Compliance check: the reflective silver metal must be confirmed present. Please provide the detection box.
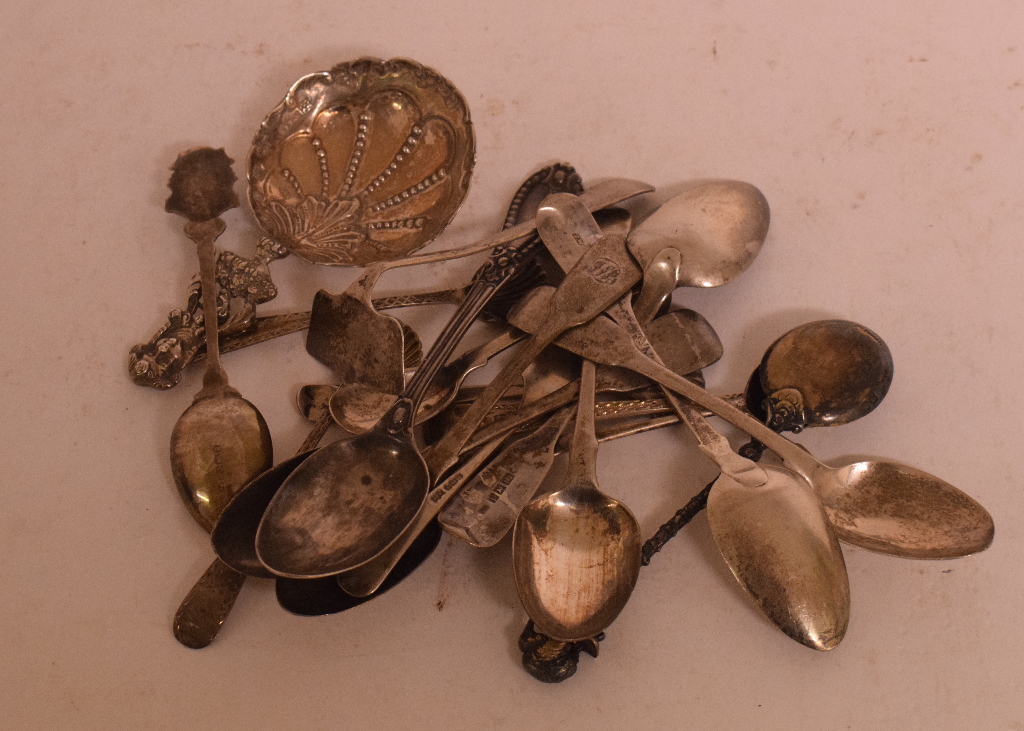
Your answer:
[248,58,475,266]
[513,309,994,559]
[513,360,641,642]
[707,464,850,650]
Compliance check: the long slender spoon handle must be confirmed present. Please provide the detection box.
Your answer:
[425,233,643,477]
[352,178,653,293]
[571,360,600,483]
[185,218,236,400]
[378,174,622,436]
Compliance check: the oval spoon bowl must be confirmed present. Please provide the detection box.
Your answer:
[820,461,995,559]
[707,464,850,651]
[171,395,273,532]
[256,432,429,577]
[513,484,642,642]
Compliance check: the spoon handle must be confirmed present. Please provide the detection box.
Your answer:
[424,332,554,477]
[353,179,654,293]
[617,346,821,476]
[569,360,600,485]
[172,557,247,649]
[380,236,546,436]
[184,218,234,399]
[606,295,768,488]
[440,405,577,547]
[378,175,625,436]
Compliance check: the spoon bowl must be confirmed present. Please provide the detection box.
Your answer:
[707,463,849,650]
[256,428,429,577]
[247,58,475,266]
[627,180,770,286]
[171,397,273,532]
[819,460,994,559]
[212,451,315,578]
[753,320,894,432]
[513,484,642,641]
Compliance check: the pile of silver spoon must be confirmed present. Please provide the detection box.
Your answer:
[133,58,994,683]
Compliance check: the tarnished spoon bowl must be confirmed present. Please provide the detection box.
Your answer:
[171,396,273,532]
[330,382,399,434]
[707,463,849,650]
[627,180,770,286]
[513,485,642,642]
[752,319,894,432]
[256,429,429,577]
[820,461,994,559]
[212,451,315,578]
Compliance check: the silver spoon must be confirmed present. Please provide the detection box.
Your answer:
[513,359,642,641]
[165,148,273,649]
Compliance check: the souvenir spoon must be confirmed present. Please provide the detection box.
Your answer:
[165,148,273,648]
[258,227,646,578]
[513,360,642,642]
[512,303,994,558]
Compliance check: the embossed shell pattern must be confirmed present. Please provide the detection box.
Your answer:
[247,58,475,266]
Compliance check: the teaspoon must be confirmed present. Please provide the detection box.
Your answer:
[513,359,642,641]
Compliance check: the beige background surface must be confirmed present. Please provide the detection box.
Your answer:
[2,1,1022,728]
